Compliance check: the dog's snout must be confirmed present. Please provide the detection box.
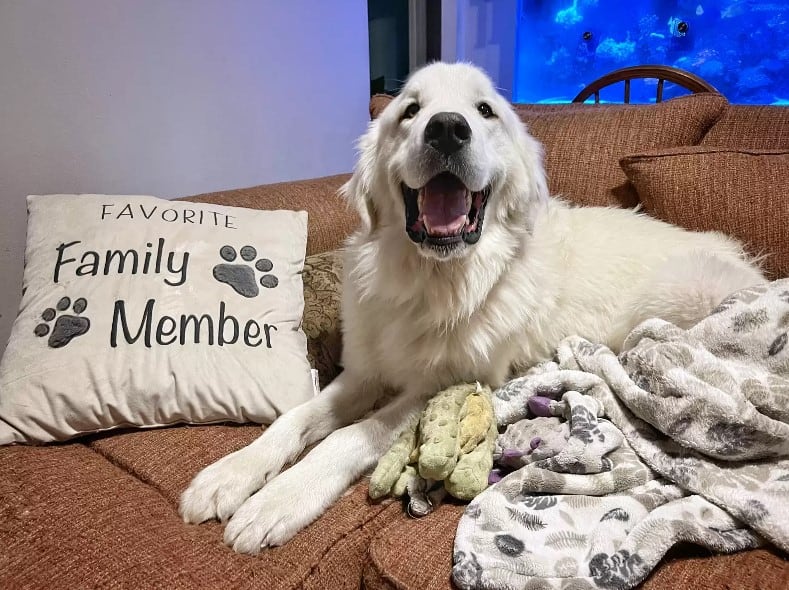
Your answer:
[424,112,471,156]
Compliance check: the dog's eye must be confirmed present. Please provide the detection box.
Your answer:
[477,102,495,118]
[402,103,420,120]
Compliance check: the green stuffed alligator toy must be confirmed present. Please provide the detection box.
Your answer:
[369,382,497,516]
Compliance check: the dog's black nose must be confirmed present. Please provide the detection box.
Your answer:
[424,112,471,156]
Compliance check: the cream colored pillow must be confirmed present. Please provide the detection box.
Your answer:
[0,194,313,444]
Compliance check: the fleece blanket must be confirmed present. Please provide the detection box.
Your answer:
[453,280,789,590]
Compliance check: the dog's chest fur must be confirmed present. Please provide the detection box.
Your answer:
[341,233,540,393]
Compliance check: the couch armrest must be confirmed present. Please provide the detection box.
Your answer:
[179,173,358,256]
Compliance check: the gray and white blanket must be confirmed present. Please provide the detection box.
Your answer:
[453,280,789,590]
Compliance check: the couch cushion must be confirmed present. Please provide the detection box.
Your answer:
[363,503,462,590]
[368,93,728,208]
[1,443,240,589]
[700,105,789,150]
[0,426,401,589]
[85,425,403,564]
[362,504,789,590]
[182,174,358,256]
[640,547,789,590]
[621,147,789,279]
[87,424,264,503]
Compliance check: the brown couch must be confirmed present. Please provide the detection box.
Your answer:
[2,94,788,589]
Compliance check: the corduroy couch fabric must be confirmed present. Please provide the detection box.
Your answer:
[2,98,788,590]
[0,429,402,590]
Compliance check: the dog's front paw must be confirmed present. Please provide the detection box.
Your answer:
[223,470,327,554]
[180,448,272,524]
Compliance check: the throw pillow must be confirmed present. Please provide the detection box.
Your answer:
[621,147,789,279]
[0,194,313,444]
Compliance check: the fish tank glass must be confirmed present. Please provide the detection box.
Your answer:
[514,0,789,104]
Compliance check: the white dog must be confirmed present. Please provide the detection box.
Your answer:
[180,62,764,553]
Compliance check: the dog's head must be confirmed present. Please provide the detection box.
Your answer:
[344,62,548,261]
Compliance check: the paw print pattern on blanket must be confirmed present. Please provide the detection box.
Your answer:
[454,279,789,590]
[453,474,761,590]
[534,391,622,475]
[588,550,645,589]
[768,331,787,356]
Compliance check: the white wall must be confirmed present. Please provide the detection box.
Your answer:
[0,0,370,354]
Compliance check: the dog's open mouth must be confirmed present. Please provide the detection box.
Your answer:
[402,172,491,247]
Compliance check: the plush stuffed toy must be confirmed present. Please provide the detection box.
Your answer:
[369,382,497,516]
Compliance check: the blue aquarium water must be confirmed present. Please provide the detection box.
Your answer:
[514,0,789,104]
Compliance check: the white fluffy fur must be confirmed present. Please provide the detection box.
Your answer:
[179,63,765,554]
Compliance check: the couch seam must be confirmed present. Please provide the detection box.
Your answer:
[622,147,789,163]
[83,441,178,508]
[86,442,394,590]
[365,535,410,590]
[696,99,730,145]
[296,499,401,590]
[364,509,440,590]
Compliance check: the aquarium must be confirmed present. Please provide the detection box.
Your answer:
[514,0,789,104]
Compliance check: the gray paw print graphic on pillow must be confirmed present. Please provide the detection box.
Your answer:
[213,245,279,297]
[34,296,90,348]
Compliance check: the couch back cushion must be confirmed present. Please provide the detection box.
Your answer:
[514,94,728,207]
[700,105,789,150]
[621,147,789,279]
[370,93,728,208]
[182,174,357,256]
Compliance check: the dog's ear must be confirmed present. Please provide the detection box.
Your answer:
[514,118,550,207]
[341,121,380,233]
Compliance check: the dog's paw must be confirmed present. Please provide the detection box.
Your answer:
[223,470,328,554]
[180,449,272,524]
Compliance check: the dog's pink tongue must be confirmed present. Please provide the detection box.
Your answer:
[421,174,468,236]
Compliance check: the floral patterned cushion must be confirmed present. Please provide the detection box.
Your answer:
[302,250,344,388]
